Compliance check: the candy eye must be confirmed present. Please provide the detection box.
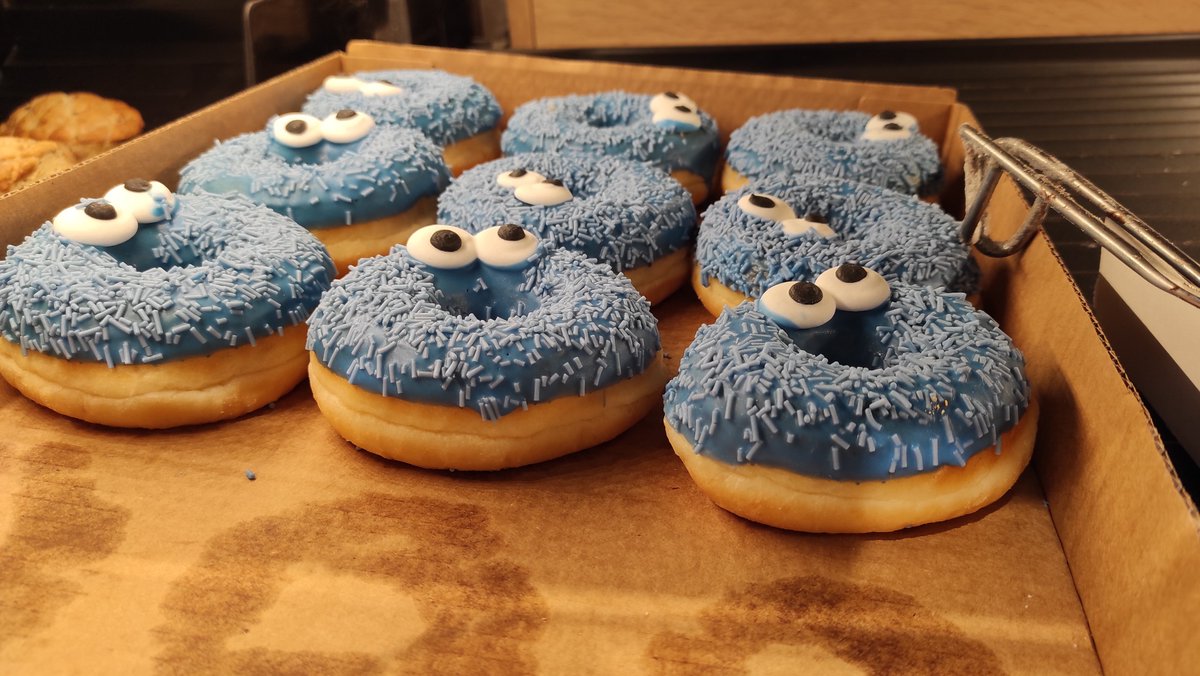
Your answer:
[407,224,477,269]
[102,178,176,224]
[51,199,139,247]
[475,223,539,269]
[495,167,547,188]
[649,91,698,114]
[359,80,403,97]
[271,113,323,148]
[815,263,891,311]
[737,192,797,221]
[757,281,837,330]
[780,211,835,239]
[652,103,702,132]
[323,75,363,93]
[321,109,375,144]
[514,178,573,206]
[866,109,919,133]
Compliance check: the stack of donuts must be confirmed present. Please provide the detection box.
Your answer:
[0,68,1034,533]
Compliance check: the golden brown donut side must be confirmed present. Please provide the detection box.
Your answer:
[671,169,710,205]
[0,327,309,428]
[311,196,439,275]
[623,247,691,305]
[443,128,502,177]
[665,398,1039,533]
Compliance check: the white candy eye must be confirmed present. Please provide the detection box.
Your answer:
[514,178,572,206]
[757,281,837,330]
[102,179,176,224]
[360,80,403,97]
[780,212,835,239]
[320,109,375,144]
[271,113,323,148]
[51,199,139,247]
[737,192,796,221]
[475,224,539,269]
[861,120,912,142]
[815,263,891,311]
[866,109,919,133]
[653,104,702,132]
[323,75,363,93]
[407,224,477,269]
[495,167,547,188]
[649,91,697,114]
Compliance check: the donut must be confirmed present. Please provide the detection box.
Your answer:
[437,152,696,304]
[306,223,666,470]
[179,109,449,274]
[692,175,974,317]
[0,182,335,428]
[664,267,1036,533]
[302,70,502,175]
[723,109,942,198]
[501,91,720,205]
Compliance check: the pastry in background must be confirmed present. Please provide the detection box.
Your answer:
[2,92,143,159]
[0,137,78,193]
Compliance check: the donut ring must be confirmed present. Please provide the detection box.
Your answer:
[302,70,503,175]
[0,189,334,428]
[693,175,974,316]
[723,109,942,197]
[437,152,697,304]
[664,276,1035,533]
[501,91,720,205]
[179,111,449,274]
[307,224,666,470]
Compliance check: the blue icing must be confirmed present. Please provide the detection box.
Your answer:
[501,92,720,182]
[0,192,335,366]
[306,241,661,419]
[178,120,449,230]
[664,285,1031,481]
[438,152,696,271]
[696,175,973,296]
[726,109,942,196]
[301,70,502,147]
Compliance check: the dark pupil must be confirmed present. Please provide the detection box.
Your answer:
[498,224,525,241]
[124,178,151,193]
[789,282,823,305]
[674,104,692,113]
[879,110,897,120]
[84,201,117,220]
[664,91,679,99]
[543,178,564,187]
[748,194,775,209]
[805,212,827,224]
[509,167,527,178]
[285,119,307,134]
[883,122,903,131]
[836,263,868,283]
[430,229,462,252]
[335,109,357,120]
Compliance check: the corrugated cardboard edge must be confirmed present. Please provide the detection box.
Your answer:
[963,122,1200,675]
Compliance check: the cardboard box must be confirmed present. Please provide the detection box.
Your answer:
[0,41,1195,674]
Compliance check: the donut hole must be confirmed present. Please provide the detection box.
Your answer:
[436,268,542,321]
[784,310,890,369]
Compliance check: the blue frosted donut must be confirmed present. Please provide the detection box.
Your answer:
[436,152,696,303]
[500,91,720,204]
[692,175,973,316]
[724,109,942,197]
[0,187,335,427]
[664,275,1035,532]
[306,223,664,470]
[302,70,501,148]
[179,110,448,273]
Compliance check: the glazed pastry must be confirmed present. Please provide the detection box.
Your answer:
[664,266,1036,533]
[0,182,334,428]
[437,152,697,304]
[693,175,974,316]
[302,70,502,175]
[501,91,720,204]
[723,109,942,197]
[0,137,78,193]
[1,92,143,159]
[179,109,449,274]
[307,224,666,470]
